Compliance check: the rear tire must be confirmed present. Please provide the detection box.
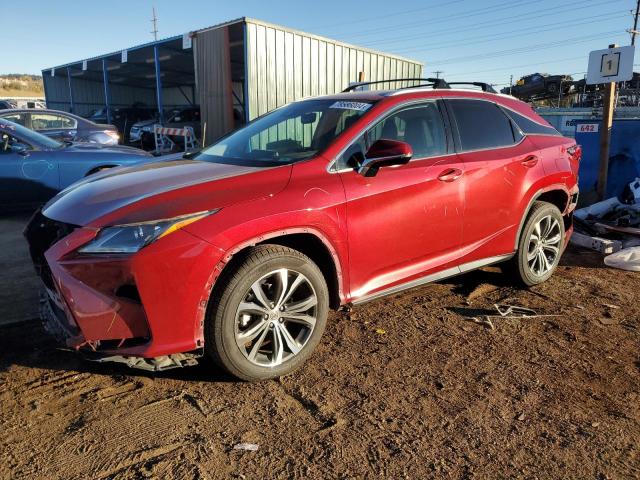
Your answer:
[205,245,329,382]
[506,201,565,287]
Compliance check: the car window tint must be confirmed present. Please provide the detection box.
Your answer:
[368,102,447,158]
[448,99,517,151]
[337,102,447,170]
[31,113,75,130]
[0,113,25,126]
[504,108,561,136]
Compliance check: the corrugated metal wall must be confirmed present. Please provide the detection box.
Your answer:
[193,26,234,145]
[244,19,423,121]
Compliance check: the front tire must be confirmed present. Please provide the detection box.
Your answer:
[206,245,329,381]
[508,201,565,287]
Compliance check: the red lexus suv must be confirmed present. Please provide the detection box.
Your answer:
[25,79,580,381]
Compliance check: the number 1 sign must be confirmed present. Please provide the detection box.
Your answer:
[587,45,634,85]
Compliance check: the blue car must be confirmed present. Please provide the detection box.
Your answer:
[0,118,156,209]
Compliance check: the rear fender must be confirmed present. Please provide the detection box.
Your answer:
[514,184,573,250]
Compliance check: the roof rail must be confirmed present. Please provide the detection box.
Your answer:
[446,82,497,93]
[342,77,450,92]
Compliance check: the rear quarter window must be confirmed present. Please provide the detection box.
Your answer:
[504,108,561,136]
[447,99,519,151]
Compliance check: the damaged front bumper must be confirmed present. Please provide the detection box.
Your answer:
[39,289,201,371]
[26,211,225,372]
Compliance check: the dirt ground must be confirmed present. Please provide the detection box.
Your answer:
[1,245,639,479]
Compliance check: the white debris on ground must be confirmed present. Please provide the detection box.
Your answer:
[571,177,640,270]
[604,247,640,272]
[233,443,260,452]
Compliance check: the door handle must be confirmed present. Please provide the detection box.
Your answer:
[437,168,463,182]
[521,155,539,168]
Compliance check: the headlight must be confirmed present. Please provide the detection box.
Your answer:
[78,210,215,254]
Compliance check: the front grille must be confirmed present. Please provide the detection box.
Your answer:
[24,211,78,289]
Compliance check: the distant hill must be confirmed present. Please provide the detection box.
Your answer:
[0,74,44,97]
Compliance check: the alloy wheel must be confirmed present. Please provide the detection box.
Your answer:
[234,269,318,367]
[527,214,562,276]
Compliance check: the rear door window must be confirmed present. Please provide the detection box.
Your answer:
[447,99,519,151]
[30,113,76,130]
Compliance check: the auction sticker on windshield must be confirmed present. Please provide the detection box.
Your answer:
[330,101,372,111]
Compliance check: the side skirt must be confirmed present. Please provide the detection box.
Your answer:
[351,253,514,305]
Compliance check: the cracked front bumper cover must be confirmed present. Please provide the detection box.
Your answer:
[84,351,202,371]
[27,208,226,367]
[41,289,202,371]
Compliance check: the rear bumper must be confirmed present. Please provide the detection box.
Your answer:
[25,211,226,366]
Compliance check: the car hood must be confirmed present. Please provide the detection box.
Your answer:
[43,160,292,227]
[62,142,151,156]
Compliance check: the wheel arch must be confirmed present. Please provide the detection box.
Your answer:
[210,228,346,311]
[514,186,570,250]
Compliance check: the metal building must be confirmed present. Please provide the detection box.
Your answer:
[42,18,423,144]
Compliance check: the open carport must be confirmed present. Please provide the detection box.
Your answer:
[42,17,423,144]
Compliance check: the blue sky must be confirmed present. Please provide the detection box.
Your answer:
[3,0,634,86]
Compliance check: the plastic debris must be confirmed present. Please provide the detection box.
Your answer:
[233,443,259,451]
[495,304,537,317]
[574,197,623,221]
[626,177,640,204]
[604,246,640,272]
[375,328,386,335]
[572,185,640,260]
[463,304,558,329]
[465,317,495,330]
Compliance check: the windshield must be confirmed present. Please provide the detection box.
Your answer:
[0,118,63,149]
[195,99,376,166]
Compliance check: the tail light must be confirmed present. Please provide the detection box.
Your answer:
[567,144,581,176]
[104,130,120,141]
[567,144,581,163]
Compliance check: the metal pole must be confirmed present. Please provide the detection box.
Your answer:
[66,67,74,113]
[597,44,619,201]
[151,7,159,41]
[154,45,165,125]
[242,22,250,123]
[558,79,562,107]
[632,0,640,45]
[509,75,513,95]
[102,59,112,125]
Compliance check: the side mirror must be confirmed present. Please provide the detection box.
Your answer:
[358,139,412,177]
[300,112,317,124]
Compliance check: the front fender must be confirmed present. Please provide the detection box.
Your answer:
[186,205,350,305]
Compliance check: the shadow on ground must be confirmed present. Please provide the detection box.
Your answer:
[0,319,237,383]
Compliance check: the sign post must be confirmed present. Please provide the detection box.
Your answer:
[587,44,635,200]
[597,72,616,201]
